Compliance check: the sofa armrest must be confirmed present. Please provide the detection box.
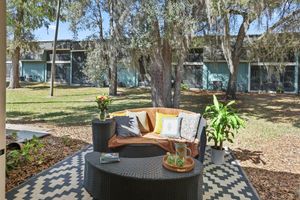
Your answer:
[197,116,207,163]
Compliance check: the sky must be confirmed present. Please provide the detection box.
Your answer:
[34,22,91,41]
[33,13,275,41]
[34,21,268,41]
[34,12,110,41]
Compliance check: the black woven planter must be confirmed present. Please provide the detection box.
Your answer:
[92,118,115,152]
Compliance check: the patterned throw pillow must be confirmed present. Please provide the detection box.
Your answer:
[153,112,177,134]
[126,111,150,133]
[160,117,182,139]
[114,113,141,137]
[178,112,200,141]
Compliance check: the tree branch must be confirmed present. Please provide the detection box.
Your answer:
[258,8,300,40]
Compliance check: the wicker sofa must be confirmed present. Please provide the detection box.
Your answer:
[108,107,207,163]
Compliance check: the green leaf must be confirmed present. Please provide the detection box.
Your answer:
[213,95,220,111]
[226,100,235,107]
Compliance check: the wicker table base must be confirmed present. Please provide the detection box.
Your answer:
[84,152,203,200]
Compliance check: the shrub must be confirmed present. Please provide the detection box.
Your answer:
[6,136,44,172]
[181,83,190,91]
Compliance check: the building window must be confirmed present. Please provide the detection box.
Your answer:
[250,65,296,92]
[46,50,70,61]
[182,65,203,88]
[186,48,203,62]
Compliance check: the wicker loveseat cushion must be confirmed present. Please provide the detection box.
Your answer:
[109,132,199,157]
[109,107,200,156]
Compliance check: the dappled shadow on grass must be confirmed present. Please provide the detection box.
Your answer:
[7,99,152,127]
[242,166,300,200]
[181,90,300,129]
[6,111,35,118]
[180,91,225,113]
[236,93,300,128]
[75,101,152,113]
[7,100,92,105]
[6,88,300,128]
[21,82,95,90]
[50,98,151,126]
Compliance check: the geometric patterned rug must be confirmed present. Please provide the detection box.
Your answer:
[203,147,260,200]
[6,146,260,200]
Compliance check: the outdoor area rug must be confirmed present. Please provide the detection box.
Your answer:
[6,146,260,200]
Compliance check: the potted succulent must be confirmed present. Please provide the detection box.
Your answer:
[204,95,245,165]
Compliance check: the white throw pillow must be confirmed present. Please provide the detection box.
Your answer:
[178,112,200,141]
[160,117,182,139]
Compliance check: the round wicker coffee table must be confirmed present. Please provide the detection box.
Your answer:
[84,152,203,200]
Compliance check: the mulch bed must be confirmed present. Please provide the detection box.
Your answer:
[5,123,300,200]
[6,124,90,192]
[231,134,300,200]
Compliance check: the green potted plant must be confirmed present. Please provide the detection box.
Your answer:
[204,95,245,164]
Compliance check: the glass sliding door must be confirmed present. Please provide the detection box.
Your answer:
[72,52,89,84]
[250,66,261,91]
[283,66,295,92]
[46,63,71,84]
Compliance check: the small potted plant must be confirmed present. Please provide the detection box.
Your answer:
[204,95,245,165]
[95,95,112,121]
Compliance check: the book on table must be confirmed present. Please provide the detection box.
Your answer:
[100,152,120,163]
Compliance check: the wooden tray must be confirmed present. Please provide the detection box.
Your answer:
[162,155,195,173]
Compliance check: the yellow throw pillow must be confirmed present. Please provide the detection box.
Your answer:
[111,112,126,117]
[153,112,177,134]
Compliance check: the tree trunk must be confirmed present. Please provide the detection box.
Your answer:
[150,53,164,107]
[226,61,238,99]
[50,0,61,97]
[150,49,173,107]
[173,54,185,108]
[162,39,172,107]
[8,1,24,89]
[149,15,173,107]
[108,0,117,96]
[222,13,250,99]
[95,0,103,40]
[138,56,146,82]
[109,55,117,96]
[8,47,21,89]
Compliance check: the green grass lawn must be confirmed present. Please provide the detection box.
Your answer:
[6,83,152,125]
[7,83,300,141]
